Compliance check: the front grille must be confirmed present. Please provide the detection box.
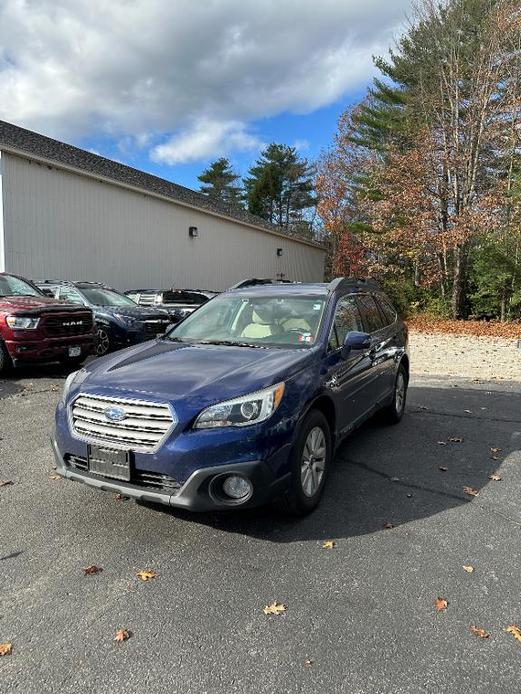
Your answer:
[64,454,181,493]
[70,394,177,453]
[43,313,93,337]
[138,295,157,306]
[143,319,171,336]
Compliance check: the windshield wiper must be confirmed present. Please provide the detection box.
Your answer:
[198,339,265,349]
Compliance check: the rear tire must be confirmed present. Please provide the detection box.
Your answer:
[0,340,12,375]
[381,363,408,424]
[276,409,331,516]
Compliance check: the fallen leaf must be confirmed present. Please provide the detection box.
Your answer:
[439,466,448,472]
[304,659,314,668]
[114,629,130,642]
[488,474,502,481]
[49,474,62,481]
[83,565,102,575]
[490,447,501,454]
[136,569,157,581]
[449,437,464,443]
[383,522,394,529]
[463,486,479,497]
[0,642,13,656]
[0,480,13,487]
[489,455,499,461]
[463,565,474,573]
[263,601,287,615]
[435,597,448,612]
[470,626,490,639]
[115,493,129,501]
[506,625,521,642]
[322,540,336,549]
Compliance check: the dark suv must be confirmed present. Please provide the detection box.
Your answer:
[52,278,408,515]
[125,288,217,323]
[36,281,172,356]
[0,273,95,373]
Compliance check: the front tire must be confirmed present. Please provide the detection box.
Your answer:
[95,326,111,356]
[277,409,331,516]
[381,363,408,424]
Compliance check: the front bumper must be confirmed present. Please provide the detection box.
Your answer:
[51,437,287,512]
[7,334,95,363]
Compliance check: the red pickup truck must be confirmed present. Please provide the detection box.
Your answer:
[0,272,96,374]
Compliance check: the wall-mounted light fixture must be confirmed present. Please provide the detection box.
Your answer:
[276,248,283,256]
[189,226,198,238]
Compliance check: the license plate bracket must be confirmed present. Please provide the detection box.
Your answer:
[88,444,131,481]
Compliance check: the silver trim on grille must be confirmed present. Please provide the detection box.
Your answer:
[69,393,177,453]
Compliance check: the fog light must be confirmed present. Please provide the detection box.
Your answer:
[222,475,252,500]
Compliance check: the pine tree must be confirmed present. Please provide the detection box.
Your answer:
[244,144,316,236]
[198,158,243,207]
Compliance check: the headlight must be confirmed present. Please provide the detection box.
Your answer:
[194,383,285,429]
[62,368,88,401]
[6,315,40,329]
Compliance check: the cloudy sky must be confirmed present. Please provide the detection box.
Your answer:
[0,0,411,188]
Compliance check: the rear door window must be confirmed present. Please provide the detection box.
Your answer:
[356,295,385,333]
[328,296,364,350]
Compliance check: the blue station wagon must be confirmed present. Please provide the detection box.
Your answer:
[51,278,409,515]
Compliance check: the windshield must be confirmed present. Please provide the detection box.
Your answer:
[169,294,326,348]
[81,287,137,307]
[163,290,209,305]
[0,275,42,298]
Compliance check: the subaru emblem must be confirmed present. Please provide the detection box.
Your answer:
[104,406,127,422]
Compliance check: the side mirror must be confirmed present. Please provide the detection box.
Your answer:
[341,331,371,358]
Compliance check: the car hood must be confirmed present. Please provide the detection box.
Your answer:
[81,339,315,405]
[0,295,69,311]
[96,305,169,320]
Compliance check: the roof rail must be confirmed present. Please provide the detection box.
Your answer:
[229,278,295,290]
[328,277,380,293]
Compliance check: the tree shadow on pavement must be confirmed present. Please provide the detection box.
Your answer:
[151,383,521,542]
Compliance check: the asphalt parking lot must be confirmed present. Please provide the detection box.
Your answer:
[1,366,520,694]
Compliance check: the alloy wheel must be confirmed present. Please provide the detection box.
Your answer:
[300,426,327,497]
[96,328,110,356]
[395,370,406,415]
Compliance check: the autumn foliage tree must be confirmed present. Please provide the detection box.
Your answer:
[318,0,521,319]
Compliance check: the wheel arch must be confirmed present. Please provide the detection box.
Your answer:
[302,394,337,448]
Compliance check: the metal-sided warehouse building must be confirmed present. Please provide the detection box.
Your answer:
[0,121,325,291]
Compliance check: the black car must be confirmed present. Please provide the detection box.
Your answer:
[35,281,172,356]
[125,288,217,323]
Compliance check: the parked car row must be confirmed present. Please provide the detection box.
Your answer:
[0,272,215,372]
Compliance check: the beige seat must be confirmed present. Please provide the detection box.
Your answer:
[240,310,273,339]
[282,318,311,332]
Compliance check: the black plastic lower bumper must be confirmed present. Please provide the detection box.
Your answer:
[51,438,288,512]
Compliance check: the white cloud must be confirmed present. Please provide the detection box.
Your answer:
[151,120,263,164]
[0,0,411,163]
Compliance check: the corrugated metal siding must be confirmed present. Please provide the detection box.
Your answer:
[1,153,325,290]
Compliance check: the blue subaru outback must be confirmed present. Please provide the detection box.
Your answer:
[52,278,409,515]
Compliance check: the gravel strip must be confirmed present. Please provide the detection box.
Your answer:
[409,331,521,382]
